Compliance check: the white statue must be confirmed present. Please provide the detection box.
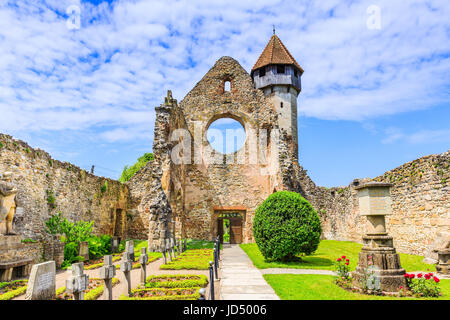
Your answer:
[0,172,18,235]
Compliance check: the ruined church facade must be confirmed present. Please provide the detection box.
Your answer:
[143,35,305,250]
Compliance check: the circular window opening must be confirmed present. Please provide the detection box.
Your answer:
[207,118,246,154]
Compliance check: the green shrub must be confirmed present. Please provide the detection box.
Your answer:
[253,191,322,261]
[87,235,112,259]
[61,242,84,269]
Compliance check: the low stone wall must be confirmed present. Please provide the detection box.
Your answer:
[0,134,128,240]
[296,150,450,257]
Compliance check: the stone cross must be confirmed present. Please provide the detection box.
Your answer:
[25,261,56,300]
[111,236,120,253]
[139,247,148,285]
[98,255,116,300]
[162,245,167,264]
[120,252,133,296]
[78,241,89,261]
[66,262,89,300]
[125,240,135,262]
[171,237,176,258]
[167,239,173,261]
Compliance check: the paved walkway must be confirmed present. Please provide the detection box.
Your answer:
[219,244,279,300]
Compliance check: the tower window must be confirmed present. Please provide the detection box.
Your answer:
[280,102,283,108]
[259,68,266,77]
[224,80,231,92]
[276,65,285,74]
[294,69,298,77]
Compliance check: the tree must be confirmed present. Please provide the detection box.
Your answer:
[119,152,154,182]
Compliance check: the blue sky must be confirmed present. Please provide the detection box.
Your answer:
[0,0,449,187]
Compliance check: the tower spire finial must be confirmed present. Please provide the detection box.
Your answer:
[273,25,275,35]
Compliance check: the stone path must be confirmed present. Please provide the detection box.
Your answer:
[219,244,279,300]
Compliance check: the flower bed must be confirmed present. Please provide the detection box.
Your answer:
[0,280,28,300]
[55,277,119,300]
[120,287,201,300]
[143,274,208,289]
[160,249,213,270]
[400,272,442,298]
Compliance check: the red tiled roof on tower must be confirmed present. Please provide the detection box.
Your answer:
[252,34,304,74]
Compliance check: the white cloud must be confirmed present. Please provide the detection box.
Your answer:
[0,0,449,144]
[382,127,450,144]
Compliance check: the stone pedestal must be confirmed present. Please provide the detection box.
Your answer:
[352,182,406,293]
[436,249,450,275]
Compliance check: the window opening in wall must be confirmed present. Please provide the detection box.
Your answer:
[280,102,283,108]
[224,80,231,92]
[259,67,266,77]
[294,69,298,77]
[277,65,285,74]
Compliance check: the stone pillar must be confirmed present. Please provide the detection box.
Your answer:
[120,252,133,297]
[66,262,89,300]
[352,182,406,293]
[139,247,148,285]
[99,255,116,300]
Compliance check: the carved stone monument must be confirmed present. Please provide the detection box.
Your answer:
[0,172,18,235]
[352,182,406,293]
[25,261,56,300]
[99,255,116,300]
[66,262,89,300]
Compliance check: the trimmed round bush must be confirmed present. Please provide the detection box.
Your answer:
[253,191,322,261]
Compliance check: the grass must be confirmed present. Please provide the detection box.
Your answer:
[263,274,450,300]
[186,239,222,250]
[160,249,213,270]
[240,240,436,272]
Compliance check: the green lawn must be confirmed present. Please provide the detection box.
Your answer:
[240,240,436,272]
[263,274,449,300]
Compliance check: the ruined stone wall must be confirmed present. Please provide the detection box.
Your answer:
[179,57,284,242]
[295,151,450,257]
[0,134,128,240]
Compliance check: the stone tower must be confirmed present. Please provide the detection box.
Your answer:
[251,34,303,161]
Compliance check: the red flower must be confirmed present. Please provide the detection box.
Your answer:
[409,274,415,279]
[399,286,403,289]
[429,273,433,276]
[337,258,342,262]
[433,277,440,283]
[403,274,409,278]
[342,255,346,259]
[424,274,431,280]
[345,262,349,265]
[346,259,349,262]
[417,273,423,278]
